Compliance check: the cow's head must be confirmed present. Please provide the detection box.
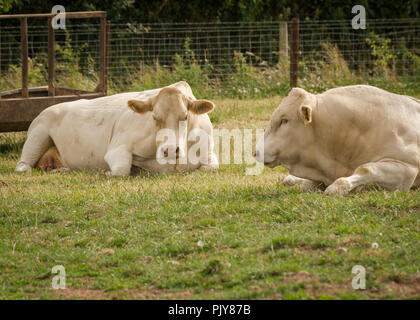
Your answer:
[255,87,316,168]
[127,86,214,161]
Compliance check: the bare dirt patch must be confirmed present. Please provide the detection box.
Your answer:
[270,271,420,299]
[115,286,193,300]
[53,287,108,299]
[382,274,420,298]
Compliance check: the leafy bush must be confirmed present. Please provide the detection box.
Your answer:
[366,32,397,73]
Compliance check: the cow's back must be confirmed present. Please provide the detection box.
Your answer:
[321,85,420,116]
[314,85,420,173]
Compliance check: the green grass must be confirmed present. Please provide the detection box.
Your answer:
[0,97,419,300]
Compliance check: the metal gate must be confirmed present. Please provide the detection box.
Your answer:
[0,11,110,132]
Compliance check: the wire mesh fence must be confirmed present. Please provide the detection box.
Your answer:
[109,21,282,71]
[299,19,420,93]
[0,19,102,92]
[1,18,419,96]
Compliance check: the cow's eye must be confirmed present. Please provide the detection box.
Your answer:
[280,119,288,125]
[184,114,188,121]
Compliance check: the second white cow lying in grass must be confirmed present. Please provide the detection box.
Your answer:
[15,81,218,175]
[255,85,420,195]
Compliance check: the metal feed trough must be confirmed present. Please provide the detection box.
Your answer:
[0,11,110,132]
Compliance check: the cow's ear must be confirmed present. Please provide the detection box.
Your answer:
[188,99,215,114]
[127,99,153,114]
[299,105,312,124]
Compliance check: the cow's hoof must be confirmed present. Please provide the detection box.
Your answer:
[281,175,321,191]
[15,162,32,173]
[324,178,351,196]
[281,175,295,185]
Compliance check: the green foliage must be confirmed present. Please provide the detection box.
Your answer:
[399,44,420,85]
[298,41,420,96]
[366,33,397,72]
[54,32,98,90]
[1,34,419,98]
[0,32,98,92]
[0,0,14,14]
[55,32,86,67]
[3,1,419,23]
[123,37,213,98]
[0,55,47,91]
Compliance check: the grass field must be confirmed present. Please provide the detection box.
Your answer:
[0,96,419,300]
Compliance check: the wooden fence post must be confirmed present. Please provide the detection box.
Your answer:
[21,17,28,98]
[105,20,110,95]
[48,17,55,96]
[279,21,288,62]
[97,14,106,94]
[0,23,2,104]
[290,18,299,88]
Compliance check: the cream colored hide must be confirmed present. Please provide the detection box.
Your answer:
[255,85,420,195]
[15,81,219,176]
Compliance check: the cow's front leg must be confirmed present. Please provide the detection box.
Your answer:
[282,175,323,191]
[200,151,219,170]
[104,146,132,176]
[324,160,418,196]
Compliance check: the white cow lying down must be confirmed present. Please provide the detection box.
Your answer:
[256,85,420,195]
[15,81,218,175]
